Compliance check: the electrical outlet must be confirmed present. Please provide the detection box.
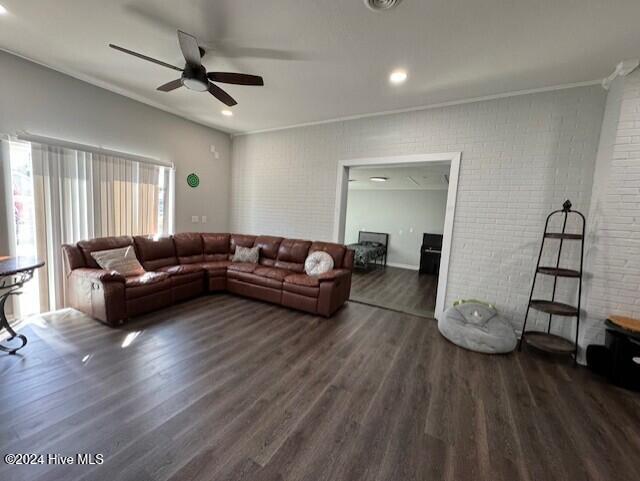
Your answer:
[201,216,207,223]
[191,216,200,223]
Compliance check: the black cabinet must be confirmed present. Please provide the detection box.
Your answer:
[419,233,443,275]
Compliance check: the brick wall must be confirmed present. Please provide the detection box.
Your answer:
[231,86,606,343]
[583,69,640,348]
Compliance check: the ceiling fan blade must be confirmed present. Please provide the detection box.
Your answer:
[157,79,183,92]
[177,30,202,65]
[207,72,264,86]
[208,83,237,107]
[109,44,183,72]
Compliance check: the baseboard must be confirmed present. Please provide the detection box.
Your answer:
[386,262,420,271]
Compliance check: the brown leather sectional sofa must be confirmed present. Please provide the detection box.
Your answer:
[62,233,354,326]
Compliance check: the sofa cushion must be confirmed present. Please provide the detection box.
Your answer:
[228,262,258,274]
[202,233,230,261]
[282,281,319,298]
[284,273,320,288]
[232,245,260,264]
[304,251,334,276]
[229,234,257,255]
[125,272,171,299]
[194,260,231,276]
[309,242,346,268]
[275,239,312,273]
[173,233,204,264]
[91,246,145,277]
[77,235,134,269]
[254,236,283,266]
[227,270,282,289]
[254,266,293,282]
[133,236,178,271]
[157,264,205,276]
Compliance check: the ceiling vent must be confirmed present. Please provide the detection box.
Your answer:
[364,0,403,12]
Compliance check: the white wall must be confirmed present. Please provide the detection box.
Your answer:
[345,189,447,269]
[231,85,606,344]
[0,50,231,236]
[583,68,640,348]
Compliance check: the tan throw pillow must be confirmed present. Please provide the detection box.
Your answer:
[91,246,145,277]
[232,245,260,264]
[305,251,334,276]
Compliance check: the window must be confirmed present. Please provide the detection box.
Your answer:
[8,141,39,315]
[5,139,174,312]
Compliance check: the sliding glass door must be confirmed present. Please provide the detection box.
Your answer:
[2,138,175,314]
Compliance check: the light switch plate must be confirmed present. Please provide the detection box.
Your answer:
[191,216,200,223]
[201,216,207,223]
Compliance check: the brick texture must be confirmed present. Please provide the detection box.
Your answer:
[583,69,640,349]
[231,86,606,345]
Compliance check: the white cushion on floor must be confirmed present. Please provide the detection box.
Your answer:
[438,302,517,354]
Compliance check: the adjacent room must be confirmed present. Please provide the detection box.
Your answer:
[1,1,640,480]
[345,163,450,317]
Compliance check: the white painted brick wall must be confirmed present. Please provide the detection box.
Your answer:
[583,69,640,349]
[231,86,605,343]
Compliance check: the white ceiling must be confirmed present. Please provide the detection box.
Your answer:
[0,0,638,134]
[349,164,450,190]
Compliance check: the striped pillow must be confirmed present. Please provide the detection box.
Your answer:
[91,246,145,277]
[232,245,260,264]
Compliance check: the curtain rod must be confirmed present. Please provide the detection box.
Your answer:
[15,132,174,169]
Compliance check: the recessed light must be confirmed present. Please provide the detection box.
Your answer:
[370,176,389,182]
[0,4,8,15]
[389,69,407,85]
[221,110,233,117]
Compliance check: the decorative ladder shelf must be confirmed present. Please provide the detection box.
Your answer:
[519,200,585,363]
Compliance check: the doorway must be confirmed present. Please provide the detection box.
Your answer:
[334,153,460,319]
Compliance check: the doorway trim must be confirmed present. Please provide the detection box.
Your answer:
[333,152,461,319]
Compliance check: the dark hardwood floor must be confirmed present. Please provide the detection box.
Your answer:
[350,265,438,317]
[1,294,639,481]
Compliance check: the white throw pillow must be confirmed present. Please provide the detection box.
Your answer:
[232,245,260,264]
[305,251,334,276]
[91,246,145,277]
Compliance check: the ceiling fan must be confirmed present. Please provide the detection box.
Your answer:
[109,30,264,107]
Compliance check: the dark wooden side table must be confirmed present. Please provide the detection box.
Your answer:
[0,256,45,354]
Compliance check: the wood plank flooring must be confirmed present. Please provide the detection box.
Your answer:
[350,266,438,317]
[1,294,639,481]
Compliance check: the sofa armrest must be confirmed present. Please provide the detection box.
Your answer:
[317,268,351,282]
[67,269,127,326]
[316,269,352,317]
[71,268,125,282]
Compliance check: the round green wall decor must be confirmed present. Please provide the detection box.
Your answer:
[187,173,200,188]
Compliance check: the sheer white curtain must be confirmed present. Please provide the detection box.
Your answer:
[30,142,173,311]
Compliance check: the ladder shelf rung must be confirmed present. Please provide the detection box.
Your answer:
[544,233,583,240]
[529,300,578,317]
[537,267,581,278]
[523,332,576,354]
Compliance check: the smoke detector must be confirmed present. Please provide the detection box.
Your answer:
[364,0,403,12]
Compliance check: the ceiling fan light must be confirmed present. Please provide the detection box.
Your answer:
[389,70,407,85]
[181,77,208,92]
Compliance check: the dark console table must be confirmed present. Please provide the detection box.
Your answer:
[0,256,44,354]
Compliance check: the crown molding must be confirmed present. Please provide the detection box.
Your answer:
[602,59,640,90]
[233,79,602,137]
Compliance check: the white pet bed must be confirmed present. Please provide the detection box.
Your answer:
[438,302,517,354]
